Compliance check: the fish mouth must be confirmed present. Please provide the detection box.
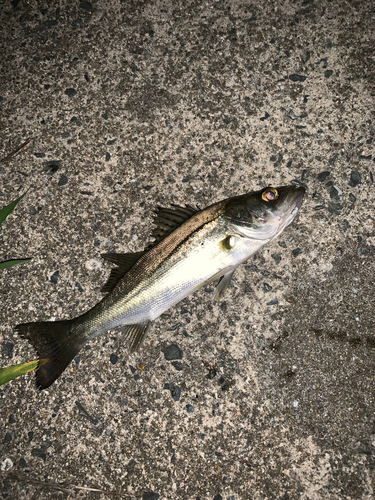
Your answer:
[294,188,305,209]
[277,186,305,231]
[282,186,306,210]
[279,186,305,215]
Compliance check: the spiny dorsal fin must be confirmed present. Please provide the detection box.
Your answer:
[101,252,144,293]
[149,204,198,246]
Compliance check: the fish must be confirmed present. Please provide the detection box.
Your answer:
[16,185,305,389]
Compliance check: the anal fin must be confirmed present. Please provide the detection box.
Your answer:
[122,321,152,353]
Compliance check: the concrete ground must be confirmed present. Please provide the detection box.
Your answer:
[0,0,374,499]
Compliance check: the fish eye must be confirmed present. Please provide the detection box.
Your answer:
[262,188,279,202]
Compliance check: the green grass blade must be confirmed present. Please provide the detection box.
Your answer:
[0,191,27,226]
[0,258,31,270]
[0,359,45,386]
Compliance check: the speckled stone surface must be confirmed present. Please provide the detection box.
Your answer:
[0,1,374,499]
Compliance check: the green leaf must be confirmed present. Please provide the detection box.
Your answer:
[0,359,45,386]
[0,191,27,226]
[0,258,31,270]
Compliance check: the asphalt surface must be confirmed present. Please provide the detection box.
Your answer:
[0,1,374,499]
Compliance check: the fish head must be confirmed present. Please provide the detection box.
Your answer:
[223,185,305,241]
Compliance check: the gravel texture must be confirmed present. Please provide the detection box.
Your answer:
[0,0,374,499]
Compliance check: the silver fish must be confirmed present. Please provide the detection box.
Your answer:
[17,185,305,389]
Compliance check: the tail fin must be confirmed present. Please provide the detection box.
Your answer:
[16,320,84,389]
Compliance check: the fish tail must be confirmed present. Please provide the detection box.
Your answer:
[16,320,84,389]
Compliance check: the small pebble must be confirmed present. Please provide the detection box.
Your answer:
[171,361,183,371]
[45,161,60,174]
[50,271,59,284]
[3,342,14,357]
[317,171,330,182]
[266,297,278,306]
[18,458,28,468]
[184,404,194,414]
[162,344,182,360]
[58,174,68,186]
[142,493,160,500]
[328,202,343,214]
[271,254,281,264]
[110,354,118,365]
[263,283,272,293]
[289,74,306,82]
[348,170,361,187]
[163,383,181,401]
[31,448,46,461]
[64,88,77,98]
[206,368,217,379]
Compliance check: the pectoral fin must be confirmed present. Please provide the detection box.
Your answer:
[214,268,236,302]
[122,321,152,353]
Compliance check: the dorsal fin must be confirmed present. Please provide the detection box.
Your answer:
[101,252,144,293]
[150,204,198,246]
[102,205,198,292]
